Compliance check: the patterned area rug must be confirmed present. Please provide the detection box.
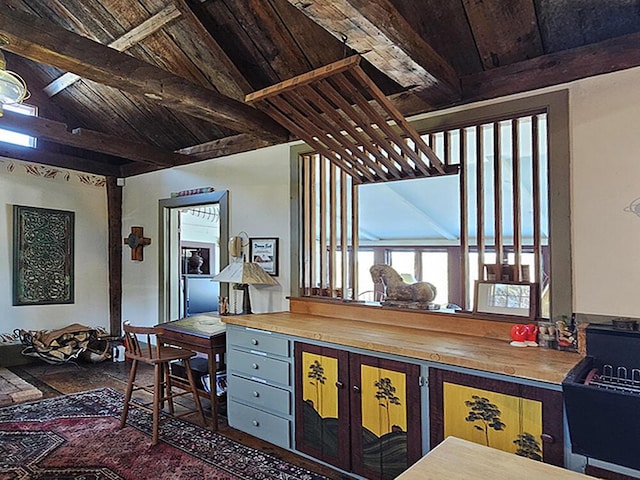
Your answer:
[0,367,43,407]
[0,388,329,480]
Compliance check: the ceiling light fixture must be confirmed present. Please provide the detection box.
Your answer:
[0,43,29,117]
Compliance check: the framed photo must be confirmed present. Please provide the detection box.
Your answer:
[473,281,537,319]
[13,205,75,305]
[249,237,279,276]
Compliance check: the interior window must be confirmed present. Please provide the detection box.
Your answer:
[296,92,569,321]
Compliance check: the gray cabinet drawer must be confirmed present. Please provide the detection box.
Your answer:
[229,328,289,357]
[228,349,290,386]
[228,401,290,449]
[229,374,291,415]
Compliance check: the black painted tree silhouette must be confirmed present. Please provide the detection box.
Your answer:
[307,360,326,412]
[375,377,401,433]
[464,395,506,446]
[514,432,542,461]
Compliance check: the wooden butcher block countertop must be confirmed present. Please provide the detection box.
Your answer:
[222,298,581,386]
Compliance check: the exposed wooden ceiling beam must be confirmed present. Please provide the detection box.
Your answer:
[286,0,461,106]
[43,3,183,97]
[0,142,120,177]
[0,8,288,142]
[175,134,272,162]
[0,111,185,166]
[460,30,640,102]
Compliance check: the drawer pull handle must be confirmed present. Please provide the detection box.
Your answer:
[335,381,344,389]
[252,420,260,427]
[353,385,361,393]
[251,338,259,345]
[252,363,259,369]
[253,391,260,397]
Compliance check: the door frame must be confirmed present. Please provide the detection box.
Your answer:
[158,190,229,324]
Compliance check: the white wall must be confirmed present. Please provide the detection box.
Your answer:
[0,160,109,335]
[121,143,293,327]
[570,67,640,317]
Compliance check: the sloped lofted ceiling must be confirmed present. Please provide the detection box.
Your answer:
[0,0,639,178]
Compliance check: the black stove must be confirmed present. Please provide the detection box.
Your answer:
[563,324,640,471]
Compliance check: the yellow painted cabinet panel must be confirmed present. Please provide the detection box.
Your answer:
[429,368,564,466]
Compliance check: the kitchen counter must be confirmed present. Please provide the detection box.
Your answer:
[396,436,595,479]
[222,298,581,385]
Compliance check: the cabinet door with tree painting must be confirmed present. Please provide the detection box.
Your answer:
[295,343,422,479]
[429,368,564,466]
[349,353,422,480]
[294,343,350,471]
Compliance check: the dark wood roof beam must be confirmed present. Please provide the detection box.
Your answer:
[461,30,640,102]
[43,3,183,97]
[0,142,120,177]
[175,134,272,162]
[286,0,461,106]
[0,8,288,142]
[0,111,183,166]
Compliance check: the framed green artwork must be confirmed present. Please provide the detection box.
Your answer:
[13,205,75,305]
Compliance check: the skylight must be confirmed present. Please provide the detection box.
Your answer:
[0,103,37,147]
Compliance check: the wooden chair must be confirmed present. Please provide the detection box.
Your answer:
[119,323,205,445]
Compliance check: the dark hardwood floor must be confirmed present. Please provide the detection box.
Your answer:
[9,359,353,480]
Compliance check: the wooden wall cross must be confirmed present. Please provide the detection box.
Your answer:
[124,226,151,261]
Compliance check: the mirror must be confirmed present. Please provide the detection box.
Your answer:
[473,281,537,319]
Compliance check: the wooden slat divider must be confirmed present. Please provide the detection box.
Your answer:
[333,71,426,177]
[247,55,446,183]
[319,156,327,292]
[512,119,523,281]
[532,115,542,292]
[476,125,485,280]
[341,170,349,297]
[302,155,312,295]
[459,128,470,309]
[493,122,503,264]
[282,87,384,182]
[351,181,359,300]
[350,66,446,174]
[297,84,388,180]
[259,99,364,182]
[320,75,407,179]
[329,163,337,296]
[309,155,318,293]
[269,95,374,182]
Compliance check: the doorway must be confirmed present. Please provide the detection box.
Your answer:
[158,191,229,324]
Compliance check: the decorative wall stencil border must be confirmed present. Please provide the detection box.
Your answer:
[0,158,106,188]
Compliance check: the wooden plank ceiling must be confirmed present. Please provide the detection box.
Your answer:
[0,0,638,178]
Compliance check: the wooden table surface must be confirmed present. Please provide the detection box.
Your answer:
[396,437,595,479]
[223,309,581,385]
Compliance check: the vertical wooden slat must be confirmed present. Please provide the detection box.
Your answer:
[329,163,337,296]
[351,181,359,300]
[512,119,523,281]
[319,156,327,292]
[532,115,542,296]
[444,131,451,167]
[341,170,349,297]
[301,155,310,295]
[493,122,503,265]
[309,155,318,293]
[459,128,470,309]
[476,125,485,281]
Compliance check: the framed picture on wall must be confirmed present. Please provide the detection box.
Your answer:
[249,237,279,276]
